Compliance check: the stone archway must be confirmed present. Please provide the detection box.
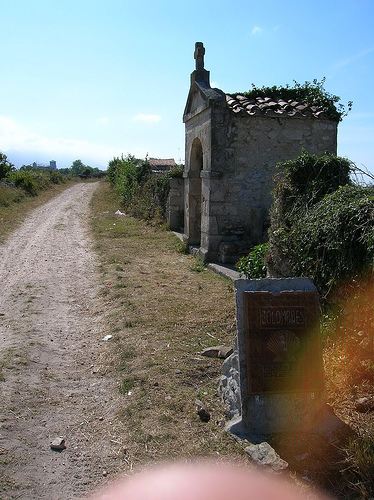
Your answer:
[187,138,203,246]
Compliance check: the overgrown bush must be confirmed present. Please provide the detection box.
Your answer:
[8,171,40,195]
[5,169,67,196]
[0,152,14,180]
[238,78,352,122]
[0,184,25,207]
[108,154,183,221]
[236,243,269,279]
[267,150,374,300]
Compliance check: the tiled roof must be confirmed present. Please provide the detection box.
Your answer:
[225,94,329,119]
[149,158,176,167]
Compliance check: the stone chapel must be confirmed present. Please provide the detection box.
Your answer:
[181,42,338,264]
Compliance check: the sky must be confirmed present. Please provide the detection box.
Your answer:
[1,0,373,175]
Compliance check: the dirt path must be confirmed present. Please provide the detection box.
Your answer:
[0,183,125,500]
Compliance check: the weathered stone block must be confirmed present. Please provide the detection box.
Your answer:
[226,278,326,437]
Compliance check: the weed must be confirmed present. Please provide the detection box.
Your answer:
[114,282,127,289]
[117,348,137,372]
[190,258,206,272]
[89,181,245,466]
[342,431,374,499]
[176,240,188,254]
[119,377,135,395]
[236,242,269,279]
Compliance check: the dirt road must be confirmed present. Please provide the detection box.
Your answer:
[0,183,125,500]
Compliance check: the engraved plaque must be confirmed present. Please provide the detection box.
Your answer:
[243,291,324,395]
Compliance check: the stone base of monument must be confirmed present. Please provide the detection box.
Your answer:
[225,405,354,479]
[222,278,354,442]
[226,394,326,442]
[225,404,353,445]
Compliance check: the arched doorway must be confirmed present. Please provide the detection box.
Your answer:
[188,138,203,246]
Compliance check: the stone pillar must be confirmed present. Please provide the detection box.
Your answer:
[228,278,326,439]
[167,177,184,231]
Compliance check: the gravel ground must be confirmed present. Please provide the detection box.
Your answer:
[0,182,126,500]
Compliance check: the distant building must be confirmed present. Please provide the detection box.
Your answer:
[148,158,176,174]
[31,160,57,170]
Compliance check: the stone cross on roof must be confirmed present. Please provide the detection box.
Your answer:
[194,42,205,71]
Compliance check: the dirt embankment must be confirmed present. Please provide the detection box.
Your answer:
[0,182,125,500]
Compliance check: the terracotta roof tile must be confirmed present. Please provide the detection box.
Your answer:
[225,94,327,119]
[149,158,176,167]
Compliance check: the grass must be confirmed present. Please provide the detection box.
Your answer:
[89,181,246,467]
[0,348,29,382]
[320,277,374,499]
[90,181,374,498]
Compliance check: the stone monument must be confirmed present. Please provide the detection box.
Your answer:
[227,278,326,439]
[183,42,338,264]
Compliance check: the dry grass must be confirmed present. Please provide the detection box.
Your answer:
[322,278,374,499]
[89,181,247,469]
[90,182,374,498]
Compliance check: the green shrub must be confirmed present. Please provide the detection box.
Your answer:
[9,171,39,195]
[238,78,352,122]
[108,155,184,222]
[5,169,67,197]
[236,243,269,279]
[268,150,374,299]
[0,153,14,180]
[0,184,25,206]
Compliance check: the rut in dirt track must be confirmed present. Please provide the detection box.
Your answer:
[0,182,126,500]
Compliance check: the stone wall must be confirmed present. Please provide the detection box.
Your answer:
[166,177,184,231]
[208,112,337,263]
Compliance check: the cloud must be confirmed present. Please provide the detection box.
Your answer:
[133,113,161,123]
[96,117,108,124]
[0,115,117,168]
[332,46,374,72]
[251,26,262,35]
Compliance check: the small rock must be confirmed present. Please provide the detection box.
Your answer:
[245,442,288,471]
[200,345,233,359]
[355,397,374,413]
[294,452,310,462]
[50,437,66,451]
[174,370,182,375]
[218,346,234,359]
[195,399,211,423]
[200,346,224,358]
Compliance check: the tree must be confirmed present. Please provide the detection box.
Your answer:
[70,159,86,176]
[0,152,14,180]
[20,164,33,171]
[81,166,93,177]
